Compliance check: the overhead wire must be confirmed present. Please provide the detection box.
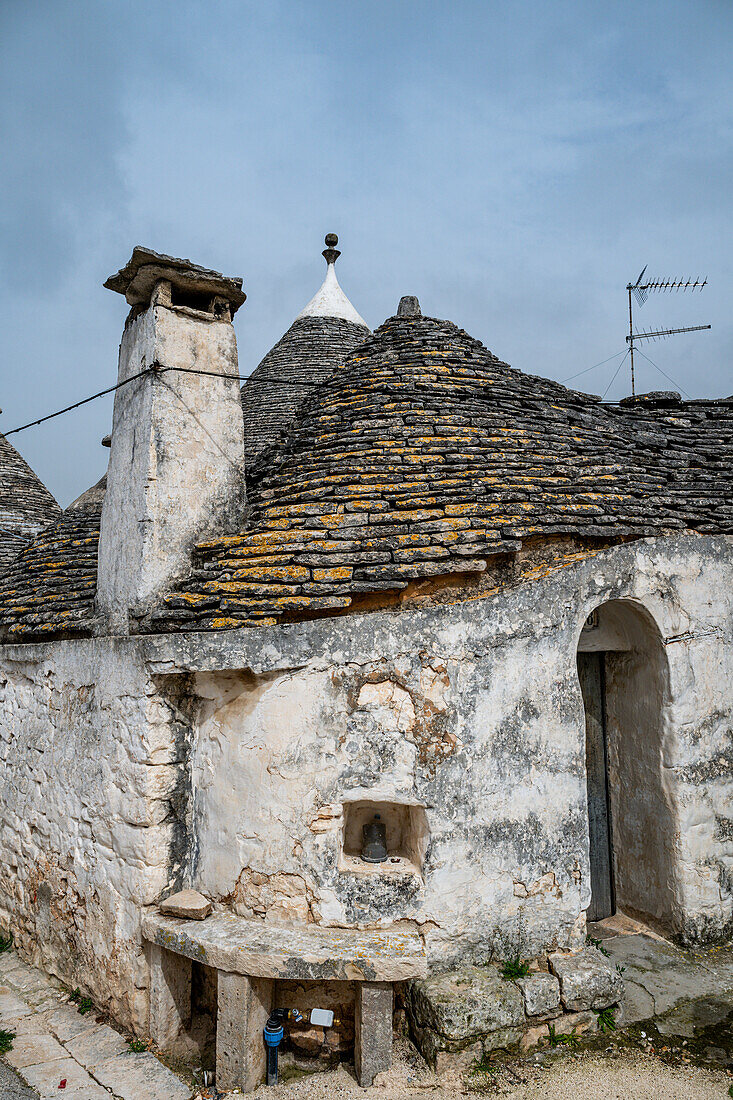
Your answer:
[4,368,151,437]
[2,346,697,438]
[560,350,628,384]
[601,349,630,400]
[2,363,321,437]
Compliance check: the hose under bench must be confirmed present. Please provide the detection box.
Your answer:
[141,907,427,1091]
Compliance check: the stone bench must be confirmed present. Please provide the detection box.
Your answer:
[141,909,426,1090]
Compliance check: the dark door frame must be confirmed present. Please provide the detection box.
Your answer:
[578,651,616,922]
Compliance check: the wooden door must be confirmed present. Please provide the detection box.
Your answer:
[578,652,614,921]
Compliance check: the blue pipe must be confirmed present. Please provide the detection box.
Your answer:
[263,1015,284,1086]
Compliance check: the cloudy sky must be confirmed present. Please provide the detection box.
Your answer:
[1,0,731,505]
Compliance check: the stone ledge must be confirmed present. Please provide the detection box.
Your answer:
[142,909,427,982]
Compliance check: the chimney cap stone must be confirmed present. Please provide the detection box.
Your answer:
[104,246,246,314]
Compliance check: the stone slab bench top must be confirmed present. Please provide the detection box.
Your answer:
[142,909,427,982]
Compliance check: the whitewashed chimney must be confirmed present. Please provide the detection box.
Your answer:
[97,247,246,632]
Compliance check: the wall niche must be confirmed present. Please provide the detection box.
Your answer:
[339,799,429,878]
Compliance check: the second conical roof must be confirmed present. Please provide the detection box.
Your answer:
[241,236,370,469]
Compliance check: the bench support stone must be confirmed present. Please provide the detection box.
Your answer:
[146,942,192,1048]
[217,971,274,1092]
[355,981,393,1087]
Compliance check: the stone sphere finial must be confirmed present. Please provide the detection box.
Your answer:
[322,233,341,265]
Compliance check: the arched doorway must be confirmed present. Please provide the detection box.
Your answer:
[577,600,674,929]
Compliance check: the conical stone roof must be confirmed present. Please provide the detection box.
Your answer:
[150,300,733,633]
[0,430,60,569]
[241,235,369,470]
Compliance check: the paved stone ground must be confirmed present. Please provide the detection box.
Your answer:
[590,922,733,1023]
[0,949,192,1100]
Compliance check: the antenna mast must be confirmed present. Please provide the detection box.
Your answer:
[626,270,710,397]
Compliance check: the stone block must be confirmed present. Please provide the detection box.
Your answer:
[515,972,561,1018]
[355,981,393,1087]
[550,1009,597,1037]
[158,890,212,920]
[548,948,624,1011]
[20,1055,109,1098]
[481,1026,523,1054]
[408,966,524,1042]
[65,1021,129,1069]
[91,1049,192,1100]
[433,1041,482,1076]
[146,942,192,1050]
[43,1003,97,1042]
[216,971,273,1093]
[5,1032,68,1068]
[1,1012,46,1037]
[142,910,425,982]
[0,990,32,1018]
[519,1023,549,1052]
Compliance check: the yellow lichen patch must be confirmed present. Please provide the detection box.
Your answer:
[228,565,309,582]
[313,567,353,582]
[168,592,218,606]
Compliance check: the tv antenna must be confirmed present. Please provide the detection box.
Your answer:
[626,267,710,396]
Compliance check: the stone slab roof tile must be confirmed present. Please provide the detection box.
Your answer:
[0,487,100,638]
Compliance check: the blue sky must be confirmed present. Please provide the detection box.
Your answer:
[1,0,731,505]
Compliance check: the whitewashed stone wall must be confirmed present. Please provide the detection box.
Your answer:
[152,533,733,959]
[0,638,184,1030]
[1,533,731,1032]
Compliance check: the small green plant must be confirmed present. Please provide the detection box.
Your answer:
[547,1023,579,1049]
[596,1006,617,1033]
[0,932,13,954]
[615,963,626,975]
[500,956,530,980]
[69,988,94,1015]
[469,1053,498,1083]
[586,935,610,958]
[728,1084,733,1099]
[129,1039,147,1053]
[0,1028,16,1056]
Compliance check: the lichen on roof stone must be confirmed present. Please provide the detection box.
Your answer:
[0,476,101,639]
